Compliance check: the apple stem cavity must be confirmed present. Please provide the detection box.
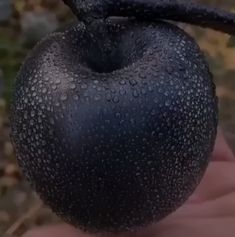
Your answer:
[63,0,235,35]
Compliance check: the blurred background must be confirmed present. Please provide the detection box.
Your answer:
[0,0,235,236]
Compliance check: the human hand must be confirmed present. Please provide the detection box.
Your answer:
[23,129,235,237]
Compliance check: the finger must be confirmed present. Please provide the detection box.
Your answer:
[193,162,235,201]
[212,128,235,162]
[153,217,235,237]
[170,192,235,219]
[149,161,235,232]
[22,224,83,237]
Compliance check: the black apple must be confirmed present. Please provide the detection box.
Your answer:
[10,0,235,234]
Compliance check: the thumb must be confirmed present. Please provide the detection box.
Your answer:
[22,224,82,237]
[212,128,234,162]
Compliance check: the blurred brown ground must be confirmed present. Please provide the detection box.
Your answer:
[0,0,235,236]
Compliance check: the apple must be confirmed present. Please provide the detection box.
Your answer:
[10,0,235,233]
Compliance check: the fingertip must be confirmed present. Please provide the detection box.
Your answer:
[22,224,81,237]
[212,128,235,162]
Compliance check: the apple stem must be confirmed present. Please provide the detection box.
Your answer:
[62,0,110,23]
[62,0,235,36]
[110,0,235,36]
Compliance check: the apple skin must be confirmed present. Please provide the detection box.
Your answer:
[10,18,217,233]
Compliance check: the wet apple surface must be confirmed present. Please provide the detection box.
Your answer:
[10,0,235,234]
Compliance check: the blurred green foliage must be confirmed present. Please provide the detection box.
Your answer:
[227,36,235,48]
[0,0,73,106]
[0,33,26,102]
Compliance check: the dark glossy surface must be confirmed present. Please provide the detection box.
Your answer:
[11,18,217,232]
[63,0,235,35]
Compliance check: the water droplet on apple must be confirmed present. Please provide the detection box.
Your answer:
[81,84,88,89]
[55,79,61,85]
[73,95,79,100]
[60,94,68,101]
[70,84,76,89]
[165,100,171,107]
[106,93,112,102]
[133,90,139,98]
[129,79,137,86]
[113,96,119,103]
